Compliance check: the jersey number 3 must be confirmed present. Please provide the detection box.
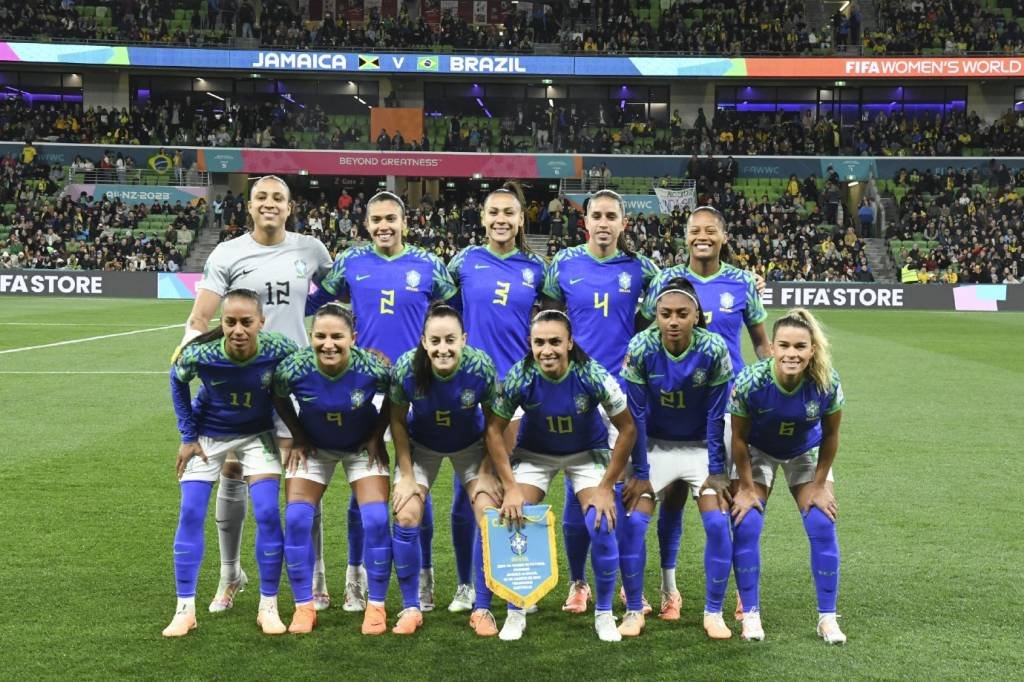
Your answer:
[493,281,511,306]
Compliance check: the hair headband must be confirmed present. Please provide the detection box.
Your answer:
[532,309,570,324]
[656,288,701,308]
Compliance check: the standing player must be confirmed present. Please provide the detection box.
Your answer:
[179,175,333,614]
[446,182,547,612]
[728,308,846,644]
[486,309,638,642]
[271,304,393,636]
[308,191,458,612]
[619,278,734,639]
[388,304,504,636]
[543,190,658,615]
[163,289,298,637]
[640,205,769,620]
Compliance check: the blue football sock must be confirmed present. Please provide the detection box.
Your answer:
[701,510,733,613]
[361,501,392,603]
[472,529,493,610]
[284,501,316,604]
[658,505,684,570]
[249,479,284,597]
[420,493,434,570]
[173,481,213,598]
[451,478,476,585]
[620,509,651,612]
[803,507,840,613]
[392,522,422,609]
[347,495,363,567]
[585,506,619,612]
[732,506,765,613]
[562,476,590,582]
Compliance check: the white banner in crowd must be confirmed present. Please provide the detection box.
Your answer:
[441,0,459,17]
[654,186,697,213]
[473,0,488,23]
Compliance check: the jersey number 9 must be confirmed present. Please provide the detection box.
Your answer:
[327,412,344,427]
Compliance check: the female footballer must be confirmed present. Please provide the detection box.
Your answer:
[486,309,637,643]
[543,190,659,616]
[640,205,769,620]
[619,277,735,639]
[272,303,394,636]
[388,303,505,636]
[163,289,298,637]
[728,308,846,644]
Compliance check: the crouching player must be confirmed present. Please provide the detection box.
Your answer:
[728,308,847,644]
[271,303,393,635]
[619,277,735,639]
[163,289,298,637]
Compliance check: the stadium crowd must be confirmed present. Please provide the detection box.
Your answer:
[887,162,1024,284]
[0,156,201,271]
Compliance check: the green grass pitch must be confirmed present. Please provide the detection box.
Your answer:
[1,298,1021,679]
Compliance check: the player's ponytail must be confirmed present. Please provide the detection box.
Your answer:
[526,304,590,368]
[772,307,833,391]
[186,288,263,348]
[413,301,465,394]
[655,276,707,328]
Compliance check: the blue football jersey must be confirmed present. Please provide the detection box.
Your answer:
[318,244,457,363]
[448,245,547,381]
[622,326,733,471]
[543,245,658,380]
[642,263,766,372]
[172,331,298,440]
[493,359,628,455]
[389,345,498,453]
[273,345,391,452]
[727,359,844,460]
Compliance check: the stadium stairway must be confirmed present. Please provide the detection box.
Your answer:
[184,225,222,272]
[863,238,897,282]
[526,234,549,253]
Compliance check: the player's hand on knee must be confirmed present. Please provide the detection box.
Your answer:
[800,482,837,521]
[284,442,315,475]
[472,472,503,508]
[700,474,733,513]
[731,485,764,525]
[589,484,617,531]
[391,476,422,515]
[622,477,654,514]
[176,442,206,479]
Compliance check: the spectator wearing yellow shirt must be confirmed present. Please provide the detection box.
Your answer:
[21,141,37,165]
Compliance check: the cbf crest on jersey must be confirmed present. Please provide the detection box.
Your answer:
[521,268,535,287]
[692,368,708,387]
[805,400,820,419]
[260,370,273,389]
[719,291,735,312]
[294,259,308,278]
[574,393,590,414]
[460,388,477,409]
[351,389,366,409]
[405,270,422,290]
[618,271,633,293]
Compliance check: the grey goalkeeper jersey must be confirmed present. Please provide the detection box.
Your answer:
[197,232,332,347]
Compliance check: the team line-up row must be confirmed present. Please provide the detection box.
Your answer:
[162,177,846,645]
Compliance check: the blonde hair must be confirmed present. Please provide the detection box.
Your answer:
[772,307,833,391]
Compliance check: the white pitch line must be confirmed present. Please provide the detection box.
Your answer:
[0,370,167,374]
[0,323,181,354]
[0,322,167,327]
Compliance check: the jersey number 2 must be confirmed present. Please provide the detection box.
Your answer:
[380,289,395,315]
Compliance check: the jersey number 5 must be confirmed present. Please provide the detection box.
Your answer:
[493,281,511,306]
[380,289,395,315]
[435,410,451,427]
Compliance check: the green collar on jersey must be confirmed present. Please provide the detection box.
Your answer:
[221,335,261,366]
[585,245,621,263]
[485,244,519,259]
[661,332,695,362]
[316,353,352,381]
[684,261,725,283]
[373,244,407,261]
[538,360,573,384]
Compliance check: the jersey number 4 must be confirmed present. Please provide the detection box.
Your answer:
[594,292,609,317]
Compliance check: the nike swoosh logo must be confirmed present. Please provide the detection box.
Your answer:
[625,572,639,579]
[712,577,729,583]
[373,560,388,565]
[474,264,490,269]
[356,274,371,281]
[569,277,584,285]
[301,396,318,402]
[240,268,255,276]
[263,550,281,557]
[286,563,303,569]
[648,374,665,379]
[757,408,773,414]
[173,550,189,555]
[602,570,616,577]
[395,564,409,569]
[210,380,227,386]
